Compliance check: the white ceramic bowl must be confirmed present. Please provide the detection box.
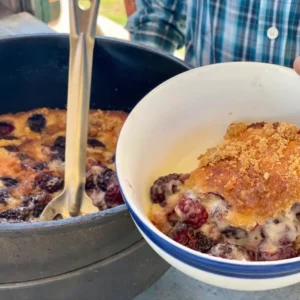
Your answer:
[116,62,300,291]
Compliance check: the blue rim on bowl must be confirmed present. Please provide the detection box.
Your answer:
[116,62,300,280]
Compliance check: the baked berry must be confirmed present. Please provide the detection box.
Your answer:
[210,243,251,260]
[2,136,17,140]
[175,197,208,229]
[167,223,188,245]
[97,168,114,191]
[0,189,9,205]
[33,162,47,171]
[34,172,64,193]
[27,114,46,133]
[4,145,19,152]
[247,122,266,129]
[31,193,51,218]
[87,139,105,148]
[221,226,248,240]
[281,246,298,259]
[0,177,18,187]
[0,207,30,222]
[52,136,65,149]
[85,173,95,190]
[18,153,29,161]
[150,173,189,205]
[105,185,124,208]
[50,136,65,161]
[188,231,215,253]
[257,249,282,261]
[0,122,15,137]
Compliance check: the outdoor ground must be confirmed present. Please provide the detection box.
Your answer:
[99,0,127,26]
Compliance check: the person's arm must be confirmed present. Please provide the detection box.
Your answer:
[126,0,186,54]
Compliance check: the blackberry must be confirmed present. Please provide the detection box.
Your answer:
[167,223,188,245]
[52,136,65,149]
[150,173,189,205]
[87,139,105,148]
[247,122,266,129]
[33,162,47,171]
[97,168,114,191]
[105,185,124,208]
[0,207,30,222]
[31,193,51,218]
[0,177,18,187]
[4,145,19,152]
[188,231,215,253]
[18,153,29,161]
[50,136,65,161]
[0,189,9,205]
[2,136,17,140]
[210,243,251,260]
[34,172,64,193]
[27,114,46,133]
[85,173,95,190]
[175,197,208,229]
[0,122,15,137]
[221,226,248,240]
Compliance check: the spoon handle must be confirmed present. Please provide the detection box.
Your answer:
[65,0,100,216]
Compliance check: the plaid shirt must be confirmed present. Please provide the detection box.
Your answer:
[126,0,300,68]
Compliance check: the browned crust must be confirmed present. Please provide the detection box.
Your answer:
[186,122,300,229]
[0,108,127,214]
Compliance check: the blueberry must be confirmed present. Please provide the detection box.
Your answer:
[27,114,46,133]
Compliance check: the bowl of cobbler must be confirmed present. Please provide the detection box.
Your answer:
[0,34,189,299]
[116,62,300,291]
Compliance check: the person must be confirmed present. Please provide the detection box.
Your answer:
[126,0,300,74]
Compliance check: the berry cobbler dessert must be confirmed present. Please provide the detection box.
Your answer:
[0,108,127,223]
[149,122,300,261]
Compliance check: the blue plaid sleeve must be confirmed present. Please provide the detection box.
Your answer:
[126,0,186,53]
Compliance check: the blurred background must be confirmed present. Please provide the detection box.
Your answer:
[0,0,184,59]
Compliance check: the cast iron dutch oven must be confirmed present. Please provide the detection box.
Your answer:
[0,34,189,299]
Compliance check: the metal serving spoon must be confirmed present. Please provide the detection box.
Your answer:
[40,0,100,221]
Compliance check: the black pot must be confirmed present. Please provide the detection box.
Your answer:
[0,34,189,299]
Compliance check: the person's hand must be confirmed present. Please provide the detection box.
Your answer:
[293,57,300,75]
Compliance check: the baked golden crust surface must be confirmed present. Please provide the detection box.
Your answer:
[187,122,300,228]
[0,108,127,222]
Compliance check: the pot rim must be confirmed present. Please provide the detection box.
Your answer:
[0,34,190,234]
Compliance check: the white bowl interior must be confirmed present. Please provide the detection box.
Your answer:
[117,62,300,222]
